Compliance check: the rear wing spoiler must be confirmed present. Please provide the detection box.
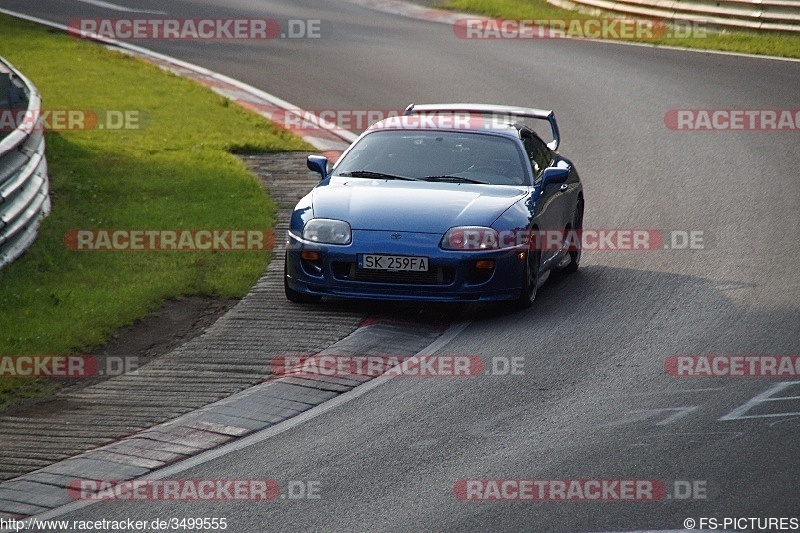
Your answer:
[403,103,560,151]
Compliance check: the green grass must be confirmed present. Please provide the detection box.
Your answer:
[440,0,800,58]
[0,15,311,410]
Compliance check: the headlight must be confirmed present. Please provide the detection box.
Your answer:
[303,219,352,245]
[441,226,524,251]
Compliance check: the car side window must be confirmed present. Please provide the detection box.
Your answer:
[522,132,551,180]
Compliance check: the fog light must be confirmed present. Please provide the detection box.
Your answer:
[302,251,320,261]
[475,260,495,270]
[518,252,526,260]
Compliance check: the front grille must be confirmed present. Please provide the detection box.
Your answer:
[332,262,454,285]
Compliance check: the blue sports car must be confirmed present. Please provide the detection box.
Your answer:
[284,103,584,308]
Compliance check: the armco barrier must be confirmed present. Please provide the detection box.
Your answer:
[549,0,800,32]
[0,56,50,269]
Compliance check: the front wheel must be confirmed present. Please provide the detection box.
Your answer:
[516,249,540,309]
[284,257,322,303]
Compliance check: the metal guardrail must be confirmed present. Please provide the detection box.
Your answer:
[0,56,50,270]
[549,0,800,32]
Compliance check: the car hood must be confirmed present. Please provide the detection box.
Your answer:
[311,178,528,233]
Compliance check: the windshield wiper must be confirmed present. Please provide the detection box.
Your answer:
[337,170,419,181]
[423,175,487,184]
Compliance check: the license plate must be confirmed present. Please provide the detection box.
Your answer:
[359,254,429,272]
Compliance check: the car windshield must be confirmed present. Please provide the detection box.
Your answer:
[333,130,529,186]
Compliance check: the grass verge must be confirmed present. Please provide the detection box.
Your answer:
[439,0,800,58]
[0,14,311,411]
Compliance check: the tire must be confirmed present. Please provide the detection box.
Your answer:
[560,199,583,274]
[516,249,540,309]
[284,257,322,303]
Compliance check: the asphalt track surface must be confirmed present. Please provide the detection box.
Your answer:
[1,0,799,530]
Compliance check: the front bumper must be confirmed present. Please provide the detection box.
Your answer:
[285,229,526,302]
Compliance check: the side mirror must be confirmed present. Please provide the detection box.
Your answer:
[541,167,569,191]
[307,155,329,180]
